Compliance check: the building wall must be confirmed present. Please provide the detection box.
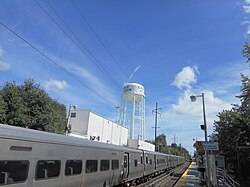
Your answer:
[68,110,128,146]
[128,139,155,151]
[101,119,112,143]
[70,110,89,136]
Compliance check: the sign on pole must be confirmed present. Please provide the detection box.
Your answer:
[203,142,219,151]
[196,141,205,155]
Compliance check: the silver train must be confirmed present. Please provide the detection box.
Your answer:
[0,124,184,187]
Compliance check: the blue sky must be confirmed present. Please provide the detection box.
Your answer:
[1,0,250,154]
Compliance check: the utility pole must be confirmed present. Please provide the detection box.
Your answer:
[173,134,178,144]
[152,102,161,152]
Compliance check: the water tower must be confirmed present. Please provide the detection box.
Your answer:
[120,83,145,140]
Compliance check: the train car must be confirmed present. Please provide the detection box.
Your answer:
[0,124,185,187]
[155,152,167,172]
[143,150,156,176]
[142,151,167,177]
[0,124,144,187]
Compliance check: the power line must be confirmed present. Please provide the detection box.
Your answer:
[70,0,129,79]
[40,0,152,115]
[152,102,161,152]
[34,0,154,117]
[34,0,121,88]
[35,1,146,113]
[0,21,115,106]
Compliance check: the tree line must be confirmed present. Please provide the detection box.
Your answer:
[0,79,66,134]
[146,134,191,161]
[212,43,250,185]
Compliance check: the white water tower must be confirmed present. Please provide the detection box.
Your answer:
[120,83,145,140]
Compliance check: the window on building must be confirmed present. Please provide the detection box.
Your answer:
[85,160,97,174]
[112,160,119,170]
[65,160,82,176]
[70,113,76,118]
[0,160,29,185]
[35,160,61,180]
[100,160,109,171]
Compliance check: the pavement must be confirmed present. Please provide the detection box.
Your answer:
[175,162,205,187]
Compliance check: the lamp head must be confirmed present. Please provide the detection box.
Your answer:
[190,95,197,102]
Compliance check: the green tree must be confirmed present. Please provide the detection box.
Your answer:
[242,42,250,64]
[214,74,250,184]
[0,79,66,134]
[214,110,243,172]
[0,91,6,122]
[1,81,27,127]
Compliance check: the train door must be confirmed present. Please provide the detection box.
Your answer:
[123,153,129,179]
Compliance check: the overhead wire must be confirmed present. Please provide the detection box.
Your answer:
[70,0,129,80]
[34,0,122,88]
[2,1,158,130]
[0,21,116,106]
[40,0,153,115]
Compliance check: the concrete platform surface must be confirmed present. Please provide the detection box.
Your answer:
[175,162,205,187]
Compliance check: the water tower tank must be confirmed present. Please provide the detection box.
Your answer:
[120,83,145,140]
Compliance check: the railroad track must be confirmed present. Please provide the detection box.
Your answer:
[137,162,190,187]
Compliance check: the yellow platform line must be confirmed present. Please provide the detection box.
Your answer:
[175,162,193,186]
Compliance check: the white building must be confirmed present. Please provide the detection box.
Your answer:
[67,110,128,146]
[128,139,155,152]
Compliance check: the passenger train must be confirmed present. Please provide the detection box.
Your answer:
[0,124,184,187]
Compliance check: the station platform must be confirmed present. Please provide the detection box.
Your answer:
[175,162,205,187]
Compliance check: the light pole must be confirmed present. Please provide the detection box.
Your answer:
[65,104,78,135]
[115,106,120,123]
[190,93,211,187]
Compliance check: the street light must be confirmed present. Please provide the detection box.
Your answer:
[65,104,78,135]
[190,93,211,187]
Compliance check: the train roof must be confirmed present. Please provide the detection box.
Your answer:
[0,124,141,153]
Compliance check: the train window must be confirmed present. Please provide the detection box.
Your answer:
[157,159,165,164]
[150,159,152,165]
[100,160,110,171]
[111,160,119,170]
[65,160,82,176]
[146,157,148,164]
[0,160,29,185]
[35,160,61,180]
[141,156,143,164]
[124,155,127,168]
[134,159,138,167]
[85,160,97,174]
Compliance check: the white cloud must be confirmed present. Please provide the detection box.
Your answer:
[172,66,198,89]
[172,90,231,117]
[244,5,250,13]
[0,47,4,56]
[43,79,69,91]
[247,25,250,35]
[67,64,119,105]
[246,0,250,5]
[241,20,250,25]
[0,61,11,71]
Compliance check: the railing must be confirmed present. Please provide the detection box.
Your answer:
[216,168,240,187]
